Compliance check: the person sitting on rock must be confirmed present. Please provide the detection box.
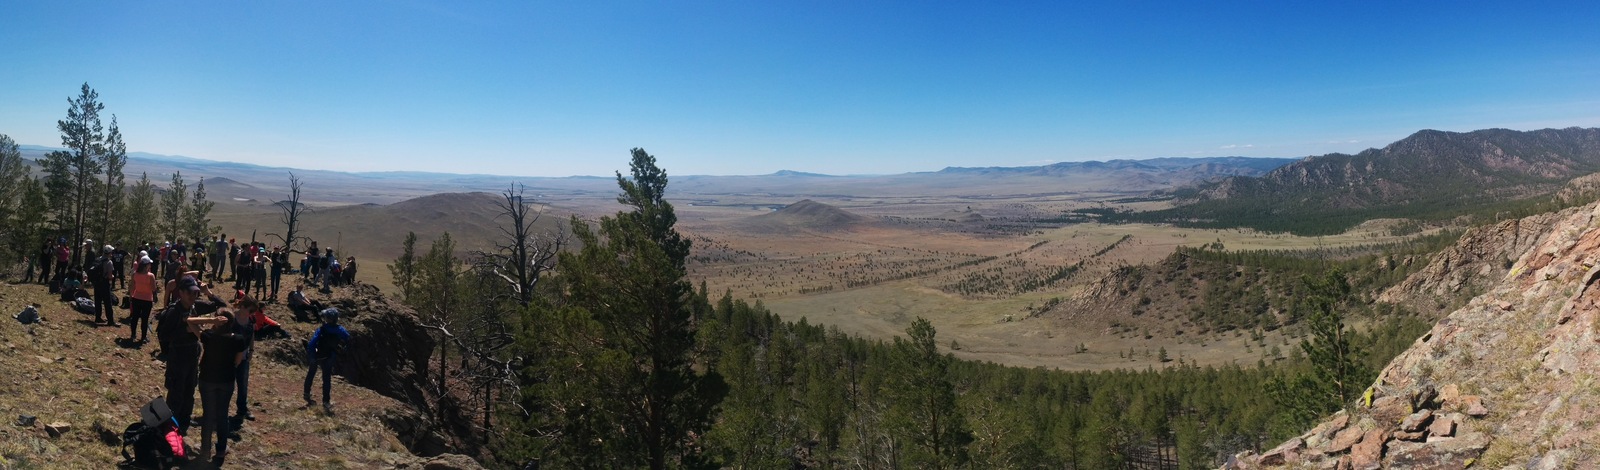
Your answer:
[286,285,324,322]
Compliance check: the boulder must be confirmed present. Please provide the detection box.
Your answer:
[1369,395,1410,426]
[1325,425,1365,454]
[1383,432,1489,469]
[1400,409,1434,432]
[1458,395,1489,417]
[1258,437,1304,466]
[44,421,71,438]
[1426,413,1458,439]
[1437,383,1460,406]
[1349,428,1390,470]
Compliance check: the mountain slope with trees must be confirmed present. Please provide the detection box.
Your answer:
[1124,127,1600,234]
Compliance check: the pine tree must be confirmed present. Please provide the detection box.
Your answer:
[121,173,158,248]
[97,115,126,245]
[885,317,971,468]
[44,83,109,265]
[159,171,187,244]
[185,177,217,243]
[545,148,724,469]
[389,231,419,302]
[0,134,30,261]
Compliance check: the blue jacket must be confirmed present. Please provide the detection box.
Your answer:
[307,324,351,359]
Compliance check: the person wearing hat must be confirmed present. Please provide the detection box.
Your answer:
[127,256,159,343]
[304,307,351,413]
[155,274,226,435]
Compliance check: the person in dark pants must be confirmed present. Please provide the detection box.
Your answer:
[269,247,286,302]
[230,296,260,422]
[127,257,158,343]
[92,245,117,327]
[155,275,225,435]
[112,246,128,290]
[304,308,351,413]
[36,241,53,285]
[195,310,246,464]
[52,238,70,286]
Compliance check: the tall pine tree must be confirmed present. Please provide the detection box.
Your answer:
[542,148,725,469]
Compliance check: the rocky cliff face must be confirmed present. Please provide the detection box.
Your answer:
[1231,202,1600,468]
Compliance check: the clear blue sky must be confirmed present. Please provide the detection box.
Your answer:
[2,1,1599,176]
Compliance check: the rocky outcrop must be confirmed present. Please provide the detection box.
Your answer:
[1378,210,1567,316]
[1232,201,1600,468]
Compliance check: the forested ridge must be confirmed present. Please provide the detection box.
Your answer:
[1110,127,1600,235]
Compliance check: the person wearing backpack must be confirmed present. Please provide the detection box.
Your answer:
[193,310,246,464]
[304,308,351,413]
[156,275,226,436]
[128,257,159,343]
[91,245,118,327]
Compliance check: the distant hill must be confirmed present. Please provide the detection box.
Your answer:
[734,199,874,233]
[935,156,1294,178]
[208,191,567,264]
[1126,127,1600,234]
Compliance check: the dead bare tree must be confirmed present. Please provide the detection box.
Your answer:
[471,183,566,307]
[267,172,313,253]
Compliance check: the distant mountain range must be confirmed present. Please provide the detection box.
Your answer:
[1127,127,1600,234]
[14,144,1295,204]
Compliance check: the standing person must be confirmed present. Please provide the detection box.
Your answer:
[37,240,53,286]
[53,238,70,286]
[23,241,40,284]
[92,245,117,327]
[127,257,158,343]
[212,235,228,282]
[194,310,246,464]
[155,275,225,435]
[342,256,357,286]
[234,247,253,292]
[304,308,350,413]
[230,297,261,422]
[227,239,241,283]
[305,241,320,284]
[252,250,269,299]
[269,247,286,302]
[319,248,334,293]
[112,245,128,289]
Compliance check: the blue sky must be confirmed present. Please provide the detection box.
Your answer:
[2,1,1598,176]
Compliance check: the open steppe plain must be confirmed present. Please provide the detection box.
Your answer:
[186,162,1421,371]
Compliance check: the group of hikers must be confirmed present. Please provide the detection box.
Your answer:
[17,234,357,467]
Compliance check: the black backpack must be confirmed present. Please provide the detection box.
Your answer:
[120,397,182,469]
[87,257,106,283]
[315,324,347,358]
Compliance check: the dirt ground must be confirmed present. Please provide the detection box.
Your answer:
[0,278,440,469]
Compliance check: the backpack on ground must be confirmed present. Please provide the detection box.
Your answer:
[74,297,97,315]
[119,397,185,469]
